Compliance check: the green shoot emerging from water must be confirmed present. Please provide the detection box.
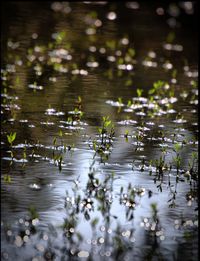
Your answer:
[7,132,16,147]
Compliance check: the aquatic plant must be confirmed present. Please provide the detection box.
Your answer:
[124,129,129,142]
[120,183,136,221]
[7,132,16,147]
[134,130,144,151]
[172,143,182,175]
[22,142,27,168]
[51,136,64,171]
[136,88,143,97]
[6,132,16,164]
[91,116,115,161]
[4,174,11,183]
[66,97,84,126]
[188,152,198,178]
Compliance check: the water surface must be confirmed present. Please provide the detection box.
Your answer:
[1,2,198,260]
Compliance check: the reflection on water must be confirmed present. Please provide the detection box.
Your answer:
[1,2,198,260]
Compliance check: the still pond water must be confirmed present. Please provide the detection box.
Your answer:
[1,2,198,260]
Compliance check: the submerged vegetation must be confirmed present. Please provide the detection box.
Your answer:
[1,1,198,260]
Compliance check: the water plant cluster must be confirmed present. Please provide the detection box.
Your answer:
[1,2,198,260]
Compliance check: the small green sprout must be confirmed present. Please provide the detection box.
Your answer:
[128,48,136,57]
[77,96,82,103]
[173,143,181,153]
[136,88,143,97]
[173,143,182,174]
[4,175,11,183]
[28,206,39,220]
[7,132,16,146]
[127,100,132,107]
[124,130,129,142]
[118,97,123,105]
[91,218,99,228]
[125,78,132,86]
[58,130,63,137]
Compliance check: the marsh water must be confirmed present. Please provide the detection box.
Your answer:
[1,2,198,260]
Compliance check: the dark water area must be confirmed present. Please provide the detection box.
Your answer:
[1,2,198,260]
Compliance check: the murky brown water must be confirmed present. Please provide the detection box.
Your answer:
[1,2,198,260]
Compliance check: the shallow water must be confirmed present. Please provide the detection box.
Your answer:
[1,2,198,260]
